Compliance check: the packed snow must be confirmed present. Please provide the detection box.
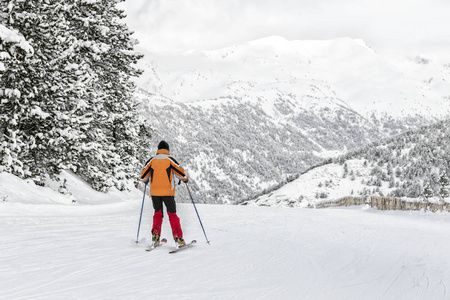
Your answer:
[1,172,450,299]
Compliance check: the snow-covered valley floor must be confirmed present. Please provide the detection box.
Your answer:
[1,199,450,300]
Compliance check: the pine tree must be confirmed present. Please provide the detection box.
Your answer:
[1,0,86,185]
[0,23,34,177]
[1,0,149,192]
[63,0,148,191]
[389,175,395,188]
[422,184,434,200]
[438,173,449,200]
[342,162,348,178]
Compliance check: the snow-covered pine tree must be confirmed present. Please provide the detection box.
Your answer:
[1,0,87,185]
[64,0,148,191]
[438,173,449,200]
[422,183,434,200]
[1,0,150,191]
[0,23,34,177]
[90,0,149,190]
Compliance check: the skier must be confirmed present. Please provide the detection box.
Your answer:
[140,141,189,247]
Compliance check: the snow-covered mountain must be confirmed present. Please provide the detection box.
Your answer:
[249,119,450,207]
[137,36,450,117]
[135,37,450,204]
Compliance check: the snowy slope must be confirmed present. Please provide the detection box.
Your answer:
[250,159,374,208]
[1,173,450,299]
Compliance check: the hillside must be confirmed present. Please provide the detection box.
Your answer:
[137,90,434,204]
[250,119,450,207]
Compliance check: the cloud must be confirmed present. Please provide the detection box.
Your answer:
[122,0,450,54]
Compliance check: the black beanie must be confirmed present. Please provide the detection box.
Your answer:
[158,141,170,151]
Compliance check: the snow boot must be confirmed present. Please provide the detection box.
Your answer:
[175,237,186,247]
[152,233,160,246]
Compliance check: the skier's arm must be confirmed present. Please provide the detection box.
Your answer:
[169,157,188,183]
[140,158,153,183]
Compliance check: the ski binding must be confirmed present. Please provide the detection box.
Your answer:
[146,238,168,252]
[169,240,197,254]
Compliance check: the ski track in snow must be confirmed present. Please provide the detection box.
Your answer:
[1,202,450,300]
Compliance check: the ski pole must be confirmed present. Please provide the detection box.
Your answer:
[135,181,148,243]
[185,182,210,245]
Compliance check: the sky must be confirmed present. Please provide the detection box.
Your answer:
[121,0,450,55]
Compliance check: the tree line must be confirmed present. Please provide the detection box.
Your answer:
[334,120,450,201]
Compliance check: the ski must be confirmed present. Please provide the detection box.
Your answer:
[146,238,167,252]
[169,240,197,254]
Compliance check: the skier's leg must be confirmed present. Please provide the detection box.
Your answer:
[151,196,164,239]
[168,212,183,239]
[162,196,184,241]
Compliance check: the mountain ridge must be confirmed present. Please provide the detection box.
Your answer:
[136,36,450,117]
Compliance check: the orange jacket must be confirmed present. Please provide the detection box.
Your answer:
[140,149,188,196]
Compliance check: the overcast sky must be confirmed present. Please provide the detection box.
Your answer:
[122,0,450,55]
